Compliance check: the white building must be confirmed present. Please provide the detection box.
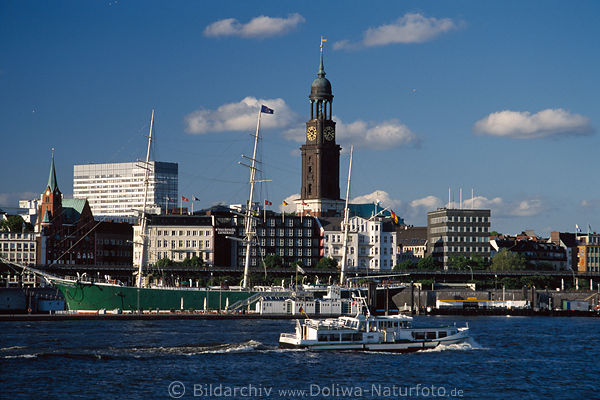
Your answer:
[321,216,397,271]
[133,215,214,270]
[18,200,39,225]
[73,161,178,220]
[0,232,37,265]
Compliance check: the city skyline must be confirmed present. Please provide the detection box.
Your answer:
[1,1,599,236]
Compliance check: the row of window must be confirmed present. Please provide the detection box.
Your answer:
[155,230,211,237]
[443,246,491,253]
[1,243,36,250]
[155,240,211,249]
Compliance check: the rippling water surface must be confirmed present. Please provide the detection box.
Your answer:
[1,316,598,399]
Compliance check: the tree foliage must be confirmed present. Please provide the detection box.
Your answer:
[262,254,283,269]
[394,260,415,271]
[316,257,337,270]
[0,215,32,233]
[416,256,437,270]
[491,249,527,271]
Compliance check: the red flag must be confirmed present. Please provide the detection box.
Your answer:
[264,200,272,206]
[301,201,308,206]
[181,196,189,202]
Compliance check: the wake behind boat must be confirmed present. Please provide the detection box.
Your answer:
[279,298,470,352]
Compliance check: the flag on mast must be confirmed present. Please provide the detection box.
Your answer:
[390,210,399,224]
[193,196,199,201]
[181,196,189,202]
[261,105,274,114]
[264,200,272,206]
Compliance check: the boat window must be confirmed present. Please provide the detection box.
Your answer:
[393,322,398,327]
[413,332,425,340]
[438,331,447,338]
[353,333,362,341]
[426,332,437,339]
[341,333,353,341]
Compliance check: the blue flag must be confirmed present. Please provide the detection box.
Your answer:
[261,105,274,114]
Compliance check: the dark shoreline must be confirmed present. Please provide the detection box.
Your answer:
[1,309,598,321]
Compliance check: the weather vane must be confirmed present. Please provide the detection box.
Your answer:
[320,36,327,52]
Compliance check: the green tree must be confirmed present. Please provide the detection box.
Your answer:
[181,255,203,267]
[316,257,337,270]
[155,257,174,268]
[262,254,283,269]
[0,215,31,233]
[394,260,415,271]
[491,249,527,271]
[416,256,437,270]
[490,231,502,237]
[447,255,471,270]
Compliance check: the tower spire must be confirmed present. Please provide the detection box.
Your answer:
[318,36,327,77]
[47,148,59,193]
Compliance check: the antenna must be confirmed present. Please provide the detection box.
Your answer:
[448,187,451,209]
[471,188,474,209]
[459,188,462,210]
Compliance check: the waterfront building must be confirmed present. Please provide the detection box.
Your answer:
[37,152,96,265]
[95,222,133,266]
[396,226,428,262]
[576,233,600,273]
[18,200,39,225]
[235,212,323,269]
[490,235,567,270]
[427,208,491,269]
[0,232,37,265]
[73,161,178,221]
[296,42,345,217]
[133,214,214,270]
[549,231,578,271]
[321,215,397,271]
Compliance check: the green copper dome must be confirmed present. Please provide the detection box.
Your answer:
[310,47,333,101]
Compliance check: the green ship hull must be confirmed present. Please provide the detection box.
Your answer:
[54,281,256,312]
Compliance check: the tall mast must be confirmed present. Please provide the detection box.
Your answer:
[339,145,353,286]
[137,109,154,288]
[242,108,263,288]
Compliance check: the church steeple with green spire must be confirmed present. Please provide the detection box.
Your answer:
[47,148,59,194]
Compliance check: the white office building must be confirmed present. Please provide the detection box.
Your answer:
[73,161,178,220]
[322,216,397,271]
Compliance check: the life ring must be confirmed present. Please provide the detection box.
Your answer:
[27,308,32,313]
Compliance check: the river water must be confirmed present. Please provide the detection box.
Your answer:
[1,316,598,399]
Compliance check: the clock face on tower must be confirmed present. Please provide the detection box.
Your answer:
[324,126,335,141]
[306,126,317,141]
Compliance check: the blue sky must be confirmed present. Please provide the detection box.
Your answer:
[1,1,599,235]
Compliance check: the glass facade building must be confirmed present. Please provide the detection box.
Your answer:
[73,161,178,219]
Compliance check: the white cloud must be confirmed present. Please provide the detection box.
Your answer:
[410,195,443,210]
[474,109,593,139]
[351,190,402,209]
[280,194,299,213]
[185,97,300,134]
[334,13,458,50]
[283,117,419,150]
[204,14,305,38]
[581,199,600,209]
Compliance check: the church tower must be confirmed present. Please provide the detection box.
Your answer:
[38,149,63,231]
[296,38,345,217]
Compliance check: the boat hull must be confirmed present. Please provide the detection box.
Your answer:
[54,281,256,312]
[279,336,468,353]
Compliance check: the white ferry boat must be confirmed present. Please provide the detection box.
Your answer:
[279,303,470,352]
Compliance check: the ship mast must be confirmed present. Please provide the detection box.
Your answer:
[136,110,154,288]
[241,107,265,288]
[339,145,353,286]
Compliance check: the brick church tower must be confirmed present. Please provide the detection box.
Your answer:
[295,39,345,217]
